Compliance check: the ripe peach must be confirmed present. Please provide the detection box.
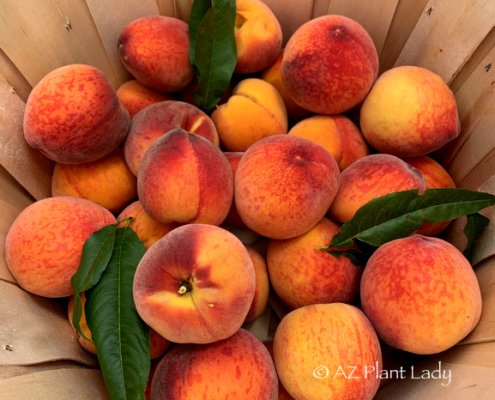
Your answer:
[267,217,362,310]
[23,64,129,164]
[150,329,278,399]
[244,244,270,323]
[51,147,137,214]
[361,235,482,354]
[281,15,378,115]
[223,152,246,227]
[118,16,193,92]
[124,101,219,176]
[288,115,369,171]
[137,129,233,226]
[329,154,426,223]
[234,0,283,74]
[263,341,295,400]
[273,303,382,400]
[211,78,288,152]
[117,80,174,119]
[5,197,116,298]
[178,77,236,108]
[360,66,461,157]
[235,135,340,239]
[133,224,255,344]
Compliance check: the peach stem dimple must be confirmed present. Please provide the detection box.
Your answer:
[178,280,192,295]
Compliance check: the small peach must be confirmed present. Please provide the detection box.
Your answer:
[117,80,174,119]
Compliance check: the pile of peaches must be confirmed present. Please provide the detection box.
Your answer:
[4,0,482,399]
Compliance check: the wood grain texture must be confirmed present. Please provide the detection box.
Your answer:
[312,0,330,18]
[156,0,177,17]
[0,48,32,103]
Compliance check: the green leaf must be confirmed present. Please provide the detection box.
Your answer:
[325,248,371,267]
[71,223,118,341]
[463,212,490,263]
[191,0,237,112]
[86,223,149,400]
[189,0,212,77]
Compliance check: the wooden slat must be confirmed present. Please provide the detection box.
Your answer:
[0,48,31,103]
[312,0,331,18]
[458,147,495,191]
[156,0,177,17]
[175,0,194,22]
[0,360,84,380]
[0,200,22,284]
[437,341,495,369]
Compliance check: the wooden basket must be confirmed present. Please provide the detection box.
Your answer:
[0,0,494,398]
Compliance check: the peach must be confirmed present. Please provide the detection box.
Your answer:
[234,0,283,74]
[288,115,369,171]
[117,201,180,250]
[360,235,482,354]
[261,50,313,123]
[329,153,426,223]
[235,135,340,239]
[118,16,193,92]
[117,80,175,119]
[133,224,256,344]
[137,129,233,226]
[211,78,288,152]
[273,303,382,400]
[244,244,270,323]
[267,217,363,310]
[263,341,295,400]
[360,66,461,157]
[223,152,246,227]
[51,147,137,214]
[124,101,219,176]
[5,197,116,298]
[150,329,278,399]
[23,64,129,164]
[281,15,378,115]
[178,77,236,108]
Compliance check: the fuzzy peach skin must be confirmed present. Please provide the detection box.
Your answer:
[117,201,180,249]
[124,100,219,176]
[118,16,193,92]
[151,329,278,399]
[133,224,256,344]
[263,341,295,400]
[289,115,369,171]
[211,78,288,152]
[24,64,129,164]
[360,66,461,157]
[138,129,233,225]
[51,147,137,214]
[267,217,362,310]
[273,303,382,400]
[223,152,246,227]
[361,235,482,354]
[261,49,313,123]
[244,244,270,323]
[281,15,378,115]
[234,0,283,74]
[5,197,116,298]
[404,156,456,236]
[329,153,426,223]
[235,135,340,239]
[117,80,175,119]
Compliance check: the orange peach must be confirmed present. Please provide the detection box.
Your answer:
[267,217,362,310]
[263,341,295,400]
[223,152,246,227]
[211,78,288,152]
[360,66,461,157]
[118,16,193,92]
[281,15,378,115]
[133,224,255,344]
[361,235,482,354]
[150,329,278,399]
[137,129,233,225]
[23,64,129,164]
[124,100,219,176]
[273,303,382,400]
[117,80,175,119]
[5,197,116,298]
[51,147,137,214]
[235,135,340,239]
[329,154,426,223]
[244,244,270,323]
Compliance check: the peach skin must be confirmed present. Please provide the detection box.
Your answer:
[223,152,246,227]
[117,80,174,119]
[244,244,270,323]
[263,341,295,400]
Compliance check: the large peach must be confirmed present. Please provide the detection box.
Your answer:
[211,78,288,152]
[361,235,482,354]
[118,16,193,92]
[360,66,461,157]
[23,64,129,164]
[281,15,378,115]
[329,154,426,223]
[137,129,233,226]
[133,224,255,344]
[5,197,116,298]
[273,303,382,400]
[263,341,295,400]
[235,135,340,239]
[244,244,270,323]
[124,101,219,176]
[151,329,278,399]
